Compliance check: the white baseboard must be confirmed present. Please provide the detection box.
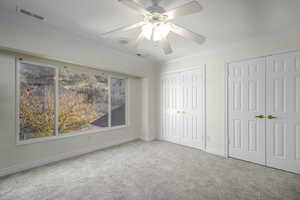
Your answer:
[205,149,226,158]
[0,138,138,177]
[139,136,156,142]
[158,138,226,158]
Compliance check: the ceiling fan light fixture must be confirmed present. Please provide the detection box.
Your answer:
[154,23,171,41]
[142,23,153,40]
[142,23,170,41]
[104,0,205,55]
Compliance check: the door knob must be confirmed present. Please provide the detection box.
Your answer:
[255,115,265,119]
[267,115,277,119]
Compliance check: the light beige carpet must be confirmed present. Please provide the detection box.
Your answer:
[0,140,299,200]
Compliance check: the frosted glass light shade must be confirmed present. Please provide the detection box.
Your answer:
[142,23,153,40]
[142,23,171,41]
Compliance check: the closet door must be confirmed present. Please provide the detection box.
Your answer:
[228,58,266,165]
[180,69,205,149]
[160,67,205,150]
[266,51,300,174]
[161,73,181,143]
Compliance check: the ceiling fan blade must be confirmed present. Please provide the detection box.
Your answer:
[165,0,202,20]
[118,0,151,16]
[101,21,144,36]
[159,35,173,55]
[131,32,145,49]
[170,23,205,45]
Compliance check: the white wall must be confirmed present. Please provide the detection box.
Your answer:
[159,28,300,156]
[0,10,156,77]
[0,10,158,176]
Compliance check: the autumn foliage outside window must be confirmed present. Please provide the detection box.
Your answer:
[18,62,126,141]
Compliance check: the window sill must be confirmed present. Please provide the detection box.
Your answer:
[16,125,128,146]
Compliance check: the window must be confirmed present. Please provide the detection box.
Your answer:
[111,77,126,127]
[17,59,127,143]
[19,62,56,140]
[59,68,109,134]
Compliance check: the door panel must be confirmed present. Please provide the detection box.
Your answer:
[233,119,242,149]
[248,120,258,152]
[273,123,287,158]
[266,51,300,174]
[296,125,300,160]
[228,58,266,165]
[296,78,300,112]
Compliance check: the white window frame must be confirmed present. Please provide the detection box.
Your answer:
[16,58,129,145]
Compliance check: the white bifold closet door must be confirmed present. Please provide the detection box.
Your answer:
[228,50,300,174]
[266,51,300,174]
[160,67,205,150]
[228,57,266,165]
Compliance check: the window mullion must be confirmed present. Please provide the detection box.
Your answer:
[108,75,111,128]
[125,79,128,126]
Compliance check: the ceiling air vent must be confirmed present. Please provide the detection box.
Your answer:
[17,7,45,21]
[135,50,148,58]
[118,38,129,45]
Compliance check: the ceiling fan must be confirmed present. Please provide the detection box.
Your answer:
[101,0,205,55]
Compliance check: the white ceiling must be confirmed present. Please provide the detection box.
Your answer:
[1,0,300,63]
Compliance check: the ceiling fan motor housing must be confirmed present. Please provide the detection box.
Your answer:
[146,5,166,14]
